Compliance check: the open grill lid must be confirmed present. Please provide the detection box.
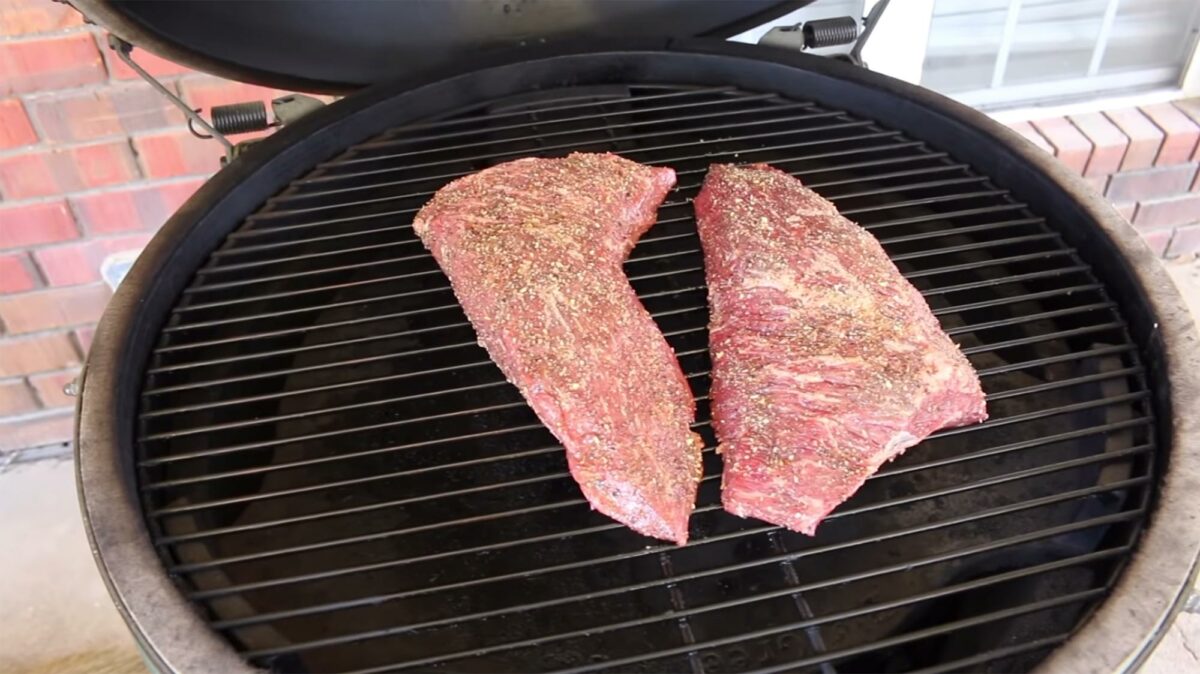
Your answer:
[69,0,812,93]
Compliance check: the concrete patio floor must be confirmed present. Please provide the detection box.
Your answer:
[2,255,1198,674]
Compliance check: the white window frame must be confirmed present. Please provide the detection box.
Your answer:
[861,0,1200,119]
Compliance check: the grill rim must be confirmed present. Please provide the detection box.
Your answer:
[74,39,1200,674]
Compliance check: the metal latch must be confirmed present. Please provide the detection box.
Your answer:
[106,36,326,163]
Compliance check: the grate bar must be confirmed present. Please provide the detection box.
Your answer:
[173,218,1046,334]
[149,261,1082,385]
[977,343,1135,377]
[264,518,1128,664]
[241,125,903,229]
[274,100,817,200]
[328,90,775,157]
[326,94,807,167]
[739,591,1102,674]
[185,474,1147,602]
[906,635,1070,674]
[317,87,740,150]
[147,280,1099,417]
[767,531,835,674]
[165,272,701,333]
[165,438,1148,567]
[147,365,1142,514]
[960,321,1124,356]
[838,189,1011,216]
[232,497,1134,645]
[927,391,1145,441]
[658,552,706,674]
[192,138,927,250]
[246,113,862,221]
[146,283,1103,423]
[326,92,786,159]
[148,395,1148,496]
[141,314,1131,455]
[143,306,1114,453]
[216,147,948,246]
[157,242,1068,354]
[140,338,1141,470]
[945,301,1114,336]
[209,173,993,261]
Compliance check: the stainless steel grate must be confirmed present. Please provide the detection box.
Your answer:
[136,85,1155,673]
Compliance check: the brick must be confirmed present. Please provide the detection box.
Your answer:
[71,179,202,235]
[1068,113,1128,177]
[0,252,37,292]
[0,0,84,36]
[72,141,142,189]
[133,130,223,178]
[1105,163,1199,203]
[0,379,36,416]
[1131,193,1200,231]
[1140,103,1200,166]
[1103,108,1164,172]
[0,141,139,199]
[1113,202,1136,222]
[26,83,185,143]
[0,283,110,333]
[1083,175,1108,195]
[0,98,36,149]
[33,234,151,286]
[1008,121,1054,154]
[0,150,55,198]
[104,45,193,80]
[0,33,105,95]
[1139,229,1174,257]
[0,410,72,451]
[0,200,77,250]
[1167,222,1200,256]
[0,332,80,377]
[28,368,78,408]
[1030,118,1091,173]
[72,325,95,355]
[1175,99,1200,160]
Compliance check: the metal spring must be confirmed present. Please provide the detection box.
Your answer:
[803,17,859,49]
[211,101,270,135]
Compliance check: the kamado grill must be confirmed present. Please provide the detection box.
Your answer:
[71,2,1200,673]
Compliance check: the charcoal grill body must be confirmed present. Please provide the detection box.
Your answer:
[76,42,1200,674]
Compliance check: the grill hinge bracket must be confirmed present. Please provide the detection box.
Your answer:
[105,36,327,165]
[757,0,892,68]
[106,35,234,156]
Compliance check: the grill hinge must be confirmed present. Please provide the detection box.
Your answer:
[105,36,326,164]
[757,0,892,68]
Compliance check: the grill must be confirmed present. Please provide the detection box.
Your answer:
[76,43,1200,674]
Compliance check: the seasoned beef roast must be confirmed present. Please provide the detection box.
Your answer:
[695,163,987,535]
[414,153,703,543]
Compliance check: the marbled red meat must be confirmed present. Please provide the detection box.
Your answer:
[414,153,703,544]
[695,163,987,535]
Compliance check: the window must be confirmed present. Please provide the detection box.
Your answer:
[731,0,1200,111]
[921,0,1200,109]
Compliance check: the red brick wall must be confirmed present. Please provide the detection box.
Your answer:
[1012,103,1200,256]
[1,0,1199,452]
[0,0,301,450]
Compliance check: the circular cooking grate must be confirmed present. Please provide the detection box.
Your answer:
[137,84,1155,673]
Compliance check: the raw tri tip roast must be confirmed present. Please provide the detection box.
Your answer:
[695,163,988,535]
[414,152,703,544]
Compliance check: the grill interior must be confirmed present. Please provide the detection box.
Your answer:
[137,85,1156,673]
